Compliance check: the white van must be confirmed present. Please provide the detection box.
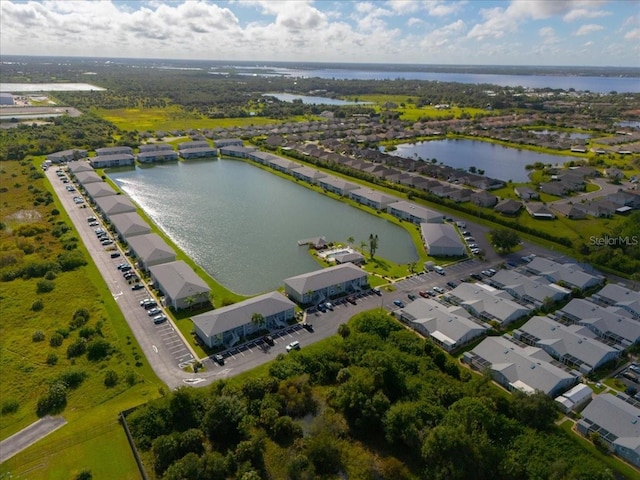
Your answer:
[434,266,445,275]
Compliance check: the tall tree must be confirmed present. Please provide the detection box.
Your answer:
[369,234,379,259]
[489,228,520,252]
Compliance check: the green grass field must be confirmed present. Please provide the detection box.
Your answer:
[0,159,163,479]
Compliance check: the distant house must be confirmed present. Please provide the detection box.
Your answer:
[576,394,640,468]
[179,146,217,159]
[420,223,466,257]
[149,260,211,311]
[580,200,617,218]
[219,145,257,158]
[514,186,539,200]
[90,153,135,169]
[214,138,244,148]
[462,335,579,397]
[540,182,569,196]
[47,149,88,163]
[333,251,365,265]
[525,202,555,219]
[591,283,640,318]
[494,199,522,216]
[470,191,498,207]
[284,263,369,304]
[137,148,178,163]
[446,282,531,326]
[554,383,593,413]
[317,175,359,196]
[525,257,604,291]
[513,315,621,374]
[349,188,397,210]
[396,298,487,352]
[489,270,571,306]
[291,165,327,184]
[552,203,586,219]
[604,167,625,180]
[177,141,210,150]
[192,291,295,348]
[387,201,443,224]
[95,146,133,156]
[0,93,15,105]
[67,161,94,173]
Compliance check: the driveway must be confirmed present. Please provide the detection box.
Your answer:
[0,415,66,463]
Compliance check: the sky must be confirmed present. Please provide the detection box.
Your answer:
[1,0,639,67]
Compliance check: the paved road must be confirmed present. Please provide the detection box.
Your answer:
[0,416,66,463]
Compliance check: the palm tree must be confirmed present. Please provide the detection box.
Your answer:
[368,233,379,259]
[347,236,354,247]
[251,312,265,329]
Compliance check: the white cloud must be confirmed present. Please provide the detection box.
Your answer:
[425,0,465,17]
[386,0,420,15]
[563,8,611,22]
[625,29,640,40]
[574,24,604,36]
[407,17,423,27]
[539,26,559,44]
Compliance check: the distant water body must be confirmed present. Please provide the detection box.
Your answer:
[246,67,640,94]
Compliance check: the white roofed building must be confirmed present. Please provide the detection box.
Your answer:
[127,233,176,270]
[387,201,443,224]
[284,263,369,305]
[149,260,211,311]
[192,291,295,348]
[446,282,531,326]
[420,223,466,257]
[462,335,579,397]
[525,257,604,291]
[591,283,640,318]
[396,298,487,351]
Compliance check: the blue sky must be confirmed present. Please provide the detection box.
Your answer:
[1,1,639,66]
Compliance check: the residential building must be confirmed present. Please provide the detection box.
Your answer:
[177,141,210,150]
[446,282,531,326]
[137,150,178,163]
[514,186,540,200]
[513,315,621,374]
[552,203,587,219]
[74,170,103,185]
[192,291,296,348]
[387,201,443,224]
[554,383,592,413]
[138,143,173,152]
[291,165,327,184]
[462,335,579,397]
[127,233,176,270]
[420,223,466,257]
[219,145,257,158]
[214,138,244,148]
[267,156,302,173]
[67,161,94,173]
[47,149,88,163]
[94,195,137,217]
[179,146,218,159]
[284,263,369,304]
[525,202,555,219]
[396,298,487,351]
[90,153,135,169]
[332,251,365,265]
[317,176,359,196]
[591,283,640,318]
[149,260,211,311]
[489,270,571,307]
[83,182,117,201]
[525,257,604,291]
[349,188,397,210]
[109,212,152,240]
[470,190,499,207]
[576,394,640,468]
[0,93,15,105]
[494,198,523,215]
[558,298,640,347]
[95,146,133,156]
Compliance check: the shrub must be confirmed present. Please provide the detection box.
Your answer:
[36,279,55,293]
[78,327,96,339]
[104,370,119,388]
[58,369,88,389]
[86,339,113,361]
[49,332,64,347]
[57,251,87,271]
[51,208,60,216]
[1,399,20,415]
[36,382,67,416]
[44,270,57,280]
[46,353,58,365]
[67,339,87,358]
[32,330,45,342]
[31,299,44,311]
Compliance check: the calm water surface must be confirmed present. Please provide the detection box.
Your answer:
[388,139,575,182]
[108,160,417,295]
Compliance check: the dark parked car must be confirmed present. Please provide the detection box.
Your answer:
[110,252,121,258]
[213,354,225,365]
[346,296,357,305]
[263,335,275,346]
[143,301,158,310]
[470,273,483,280]
[446,281,458,289]
[302,322,314,332]
[408,293,417,301]
[393,299,405,308]
[131,283,144,291]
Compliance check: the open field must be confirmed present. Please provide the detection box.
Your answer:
[0,159,163,479]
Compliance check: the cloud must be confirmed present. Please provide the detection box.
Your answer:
[407,17,423,27]
[574,24,604,36]
[625,29,640,40]
[539,26,559,44]
[563,8,611,22]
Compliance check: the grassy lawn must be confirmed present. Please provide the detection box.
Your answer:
[93,106,289,133]
[0,159,164,479]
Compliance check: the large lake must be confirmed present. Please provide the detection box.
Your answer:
[387,139,575,182]
[108,160,417,295]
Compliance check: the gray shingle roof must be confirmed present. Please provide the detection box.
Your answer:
[95,195,137,216]
[579,394,640,446]
[149,260,210,300]
[284,263,367,296]
[192,291,295,337]
[109,212,152,239]
[127,233,176,264]
[447,282,531,325]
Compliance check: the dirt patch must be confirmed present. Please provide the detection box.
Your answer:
[6,209,43,223]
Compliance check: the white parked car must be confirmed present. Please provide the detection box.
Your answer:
[286,341,300,352]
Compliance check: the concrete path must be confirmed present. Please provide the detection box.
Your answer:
[0,415,66,464]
